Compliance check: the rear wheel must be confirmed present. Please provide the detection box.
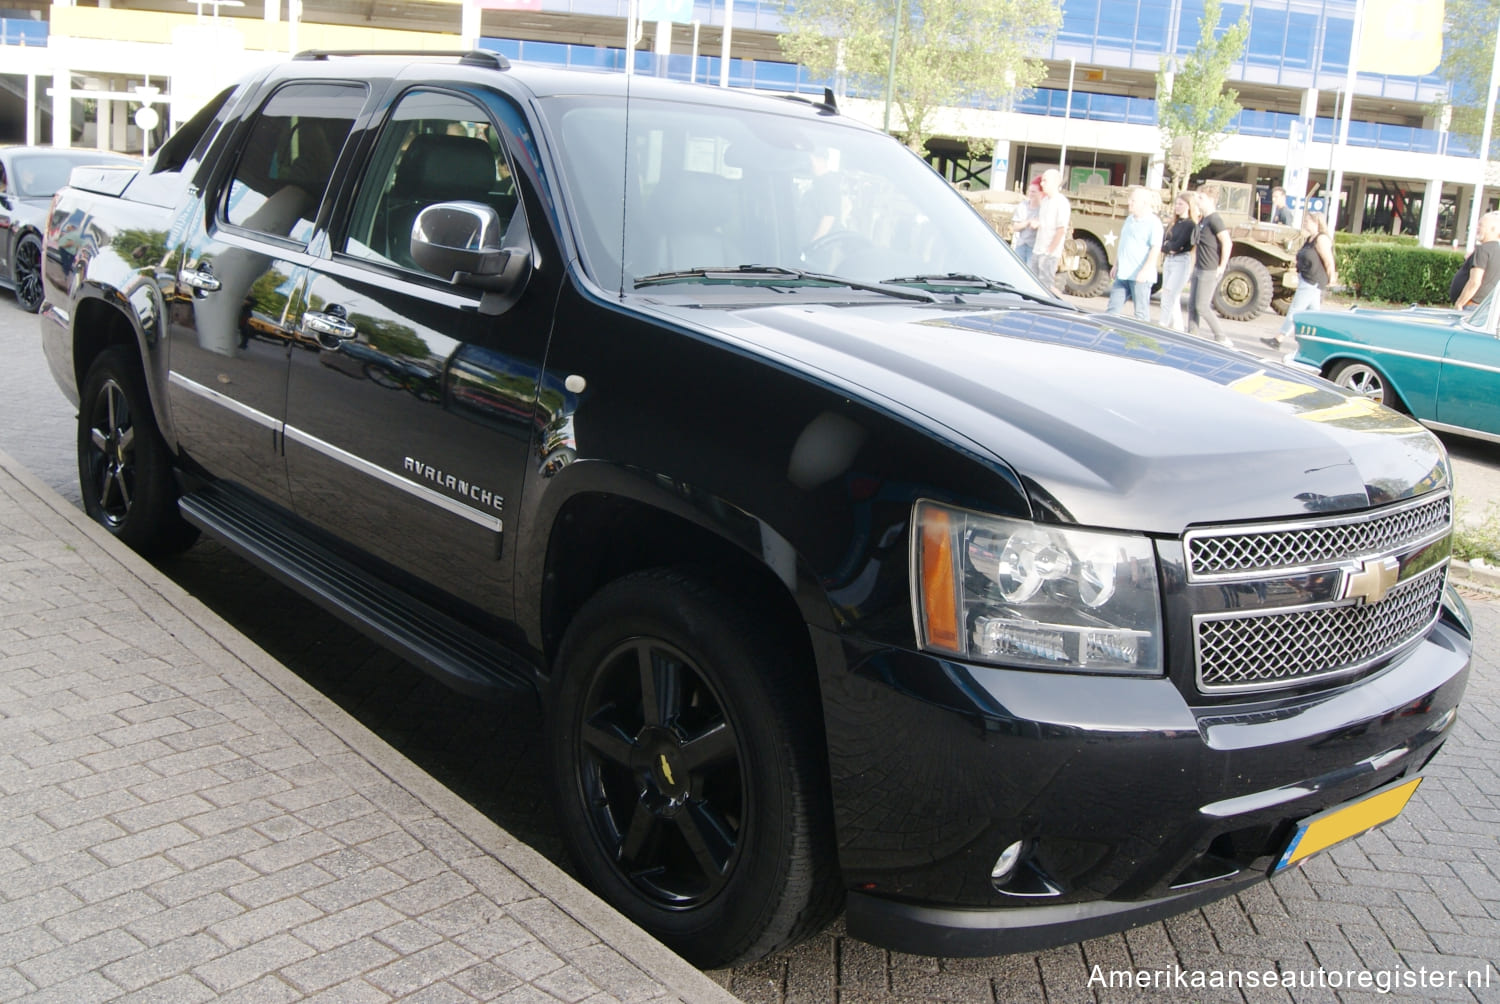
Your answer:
[1063,235,1110,297]
[1213,256,1274,320]
[1329,360,1404,411]
[77,348,199,556]
[13,233,44,313]
[547,568,840,968]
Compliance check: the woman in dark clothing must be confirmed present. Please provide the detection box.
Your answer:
[1265,211,1337,348]
[1158,193,1196,331]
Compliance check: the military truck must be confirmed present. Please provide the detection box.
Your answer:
[965,180,1302,320]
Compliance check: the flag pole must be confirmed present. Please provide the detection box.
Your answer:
[1327,0,1365,232]
[1465,11,1500,253]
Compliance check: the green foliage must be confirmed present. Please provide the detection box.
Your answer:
[1332,232,1421,247]
[1437,0,1500,155]
[1156,0,1249,189]
[778,0,1060,151]
[1454,498,1500,562]
[1333,244,1464,304]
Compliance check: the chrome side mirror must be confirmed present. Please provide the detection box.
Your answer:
[411,201,529,294]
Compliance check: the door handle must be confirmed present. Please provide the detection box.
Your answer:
[180,266,221,292]
[301,310,357,342]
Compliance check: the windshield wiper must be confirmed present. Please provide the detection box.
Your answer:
[633,265,937,302]
[883,273,1062,306]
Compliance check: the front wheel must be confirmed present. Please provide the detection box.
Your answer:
[547,569,841,968]
[13,233,44,313]
[1329,359,1403,411]
[77,348,199,556]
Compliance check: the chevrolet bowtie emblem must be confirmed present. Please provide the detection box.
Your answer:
[659,754,675,786]
[1343,556,1401,604]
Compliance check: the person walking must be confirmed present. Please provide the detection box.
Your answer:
[1107,187,1163,321]
[1454,211,1500,309]
[1263,211,1336,348]
[1030,168,1070,295]
[1269,186,1294,225]
[1188,184,1234,347]
[1011,176,1043,265]
[1158,193,1196,331]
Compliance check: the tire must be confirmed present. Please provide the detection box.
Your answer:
[1212,256,1274,321]
[1062,235,1110,297]
[77,348,199,557]
[1271,293,1294,316]
[1329,359,1404,412]
[547,568,841,968]
[13,233,44,313]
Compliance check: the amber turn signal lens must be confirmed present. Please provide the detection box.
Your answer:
[919,507,961,651]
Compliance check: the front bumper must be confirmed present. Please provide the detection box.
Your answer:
[817,588,1470,958]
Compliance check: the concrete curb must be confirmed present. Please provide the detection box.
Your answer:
[0,448,740,1004]
[1450,556,1500,596]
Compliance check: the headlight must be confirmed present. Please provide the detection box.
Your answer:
[912,500,1163,675]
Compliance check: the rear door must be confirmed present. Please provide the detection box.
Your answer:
[1435,304,1500,436]
[283,85,558,619]
[166,81,368,507]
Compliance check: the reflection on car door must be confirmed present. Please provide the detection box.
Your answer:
[1436,326,1500,436]
[283,87,553,621]
[167,82,368,508]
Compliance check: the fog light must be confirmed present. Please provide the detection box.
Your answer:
[991,840,1025,885]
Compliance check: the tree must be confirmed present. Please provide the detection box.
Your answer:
[778,0,1060,153]
[1156,0,1249,193]
[1438,0,1500,153]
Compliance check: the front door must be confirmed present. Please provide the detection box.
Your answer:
[167,81,368,507]
[284,86,554,620]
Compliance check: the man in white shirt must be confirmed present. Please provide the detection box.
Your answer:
[1030,168,1070,295]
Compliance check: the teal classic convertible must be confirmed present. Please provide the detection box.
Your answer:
[1290,293,1500,444]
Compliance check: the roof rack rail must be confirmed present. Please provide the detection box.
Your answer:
[292,49,510,70]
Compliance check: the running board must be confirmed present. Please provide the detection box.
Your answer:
[178,482,537,700]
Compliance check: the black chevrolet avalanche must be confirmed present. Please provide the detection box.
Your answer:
[39,52,1470,968]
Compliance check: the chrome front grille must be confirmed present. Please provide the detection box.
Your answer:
[1196,564,1447,693]
[1186,494,1451,578]
[1186,492,1452,695]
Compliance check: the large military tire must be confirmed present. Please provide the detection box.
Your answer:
[1062,235,1110,297]
[1213,256,1274,321]
[1271,293,1294,316]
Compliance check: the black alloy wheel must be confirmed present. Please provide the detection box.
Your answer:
[77,349,199,556]
[548,568,841,968]
[14,233,44,313]
[577,635,744,907]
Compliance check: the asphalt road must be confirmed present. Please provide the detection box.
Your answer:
[3,293,1498,1003]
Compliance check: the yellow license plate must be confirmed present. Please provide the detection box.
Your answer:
[1274,777,1422,872]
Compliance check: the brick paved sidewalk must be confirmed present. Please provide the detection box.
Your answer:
[0,451,739,1004]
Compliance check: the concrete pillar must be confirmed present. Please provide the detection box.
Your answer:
[25,73,36,147]
[1455,186,1473,247]
[96,90,111,152]
[653,19,671,75]
[51,71,71,148]
[1146,152,1165,190]
[1126,153,1142,185]
[461,0,479,48]
[1418,179,1443,248]
[264,0,279,28]
[1350,176,1368,234]
[1283,87,1318,214]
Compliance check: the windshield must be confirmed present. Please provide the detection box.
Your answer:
[541,94,1039,296]
[10,151,137,198]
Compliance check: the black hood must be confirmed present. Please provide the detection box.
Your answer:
[662,299,1448,534]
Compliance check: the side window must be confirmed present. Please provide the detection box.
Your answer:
[221,82,365,245]
[342,88,518,275]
